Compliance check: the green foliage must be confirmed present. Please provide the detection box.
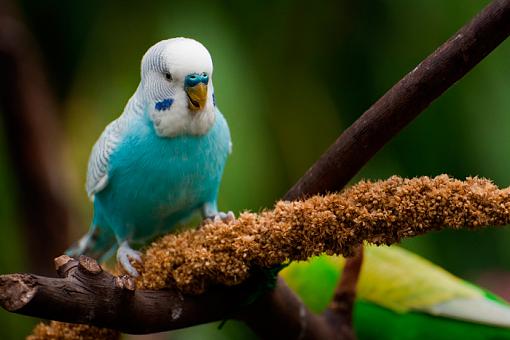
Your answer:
[356,302,510,340]
[283,253,510,340]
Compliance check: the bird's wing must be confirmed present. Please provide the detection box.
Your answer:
[215,108,232,154]
[86,117,126,200]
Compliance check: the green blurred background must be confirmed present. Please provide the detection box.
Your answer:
[1,0,509,338]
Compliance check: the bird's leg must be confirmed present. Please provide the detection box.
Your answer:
[66,230,94,257]
[201,201,235,224]
[116,240,142,277]
[66,225,116,260]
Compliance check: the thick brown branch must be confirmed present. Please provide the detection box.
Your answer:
[1,256,280,335]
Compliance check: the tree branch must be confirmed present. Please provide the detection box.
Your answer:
[323,247,363,339]
[3,175,510,335]
[1,0,510,338]
[238,277,336,339]
[269,0,510,337]
[2,255,279,334]
[284,0,510,201]
[136,175,510,293]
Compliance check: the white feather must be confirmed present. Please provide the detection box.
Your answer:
[141,38,216,137]
[86,93,143,199]
[426,298,510,328]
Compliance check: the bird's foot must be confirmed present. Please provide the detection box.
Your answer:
[202,211,235,225]
[117,241,142,277]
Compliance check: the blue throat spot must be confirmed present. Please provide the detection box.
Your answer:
[212,93,216,107]
[155,98,174,111]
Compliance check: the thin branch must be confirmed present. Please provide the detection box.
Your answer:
[0,0,74,275]
[324,247,364,339]
[284,0,510,201]
[238,277,336,339]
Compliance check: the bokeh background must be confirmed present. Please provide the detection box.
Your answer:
[1,0,509,338]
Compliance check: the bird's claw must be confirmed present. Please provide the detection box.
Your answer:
[117,242,142,277]
[214,211,235,223]
[202,211,235,226]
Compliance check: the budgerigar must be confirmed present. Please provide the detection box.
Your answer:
[67,38,232,276]
[281,246,510,340]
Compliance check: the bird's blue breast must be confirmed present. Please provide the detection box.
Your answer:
[93,109,230,243]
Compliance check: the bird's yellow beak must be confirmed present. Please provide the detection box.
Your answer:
[186,83,208,112]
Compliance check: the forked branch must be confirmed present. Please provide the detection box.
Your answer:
[3,175,510,336]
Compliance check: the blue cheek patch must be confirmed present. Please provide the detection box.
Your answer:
[155,98,174,111]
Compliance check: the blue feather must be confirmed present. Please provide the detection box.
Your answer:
[155,98,174,111]
[93,108,230,244]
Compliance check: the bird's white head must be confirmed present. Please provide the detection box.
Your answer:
[138,37,216,137]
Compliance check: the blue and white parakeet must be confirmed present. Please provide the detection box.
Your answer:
[67,38,232,276]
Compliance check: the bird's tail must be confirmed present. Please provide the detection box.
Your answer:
[66,224,116,263]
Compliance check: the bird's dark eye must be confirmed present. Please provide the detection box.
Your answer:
[164,72,172,81]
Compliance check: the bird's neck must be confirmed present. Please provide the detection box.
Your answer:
[122,83,217,138]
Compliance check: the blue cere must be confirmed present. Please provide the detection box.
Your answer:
[185,73,209,88]
[155,98,174,111]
